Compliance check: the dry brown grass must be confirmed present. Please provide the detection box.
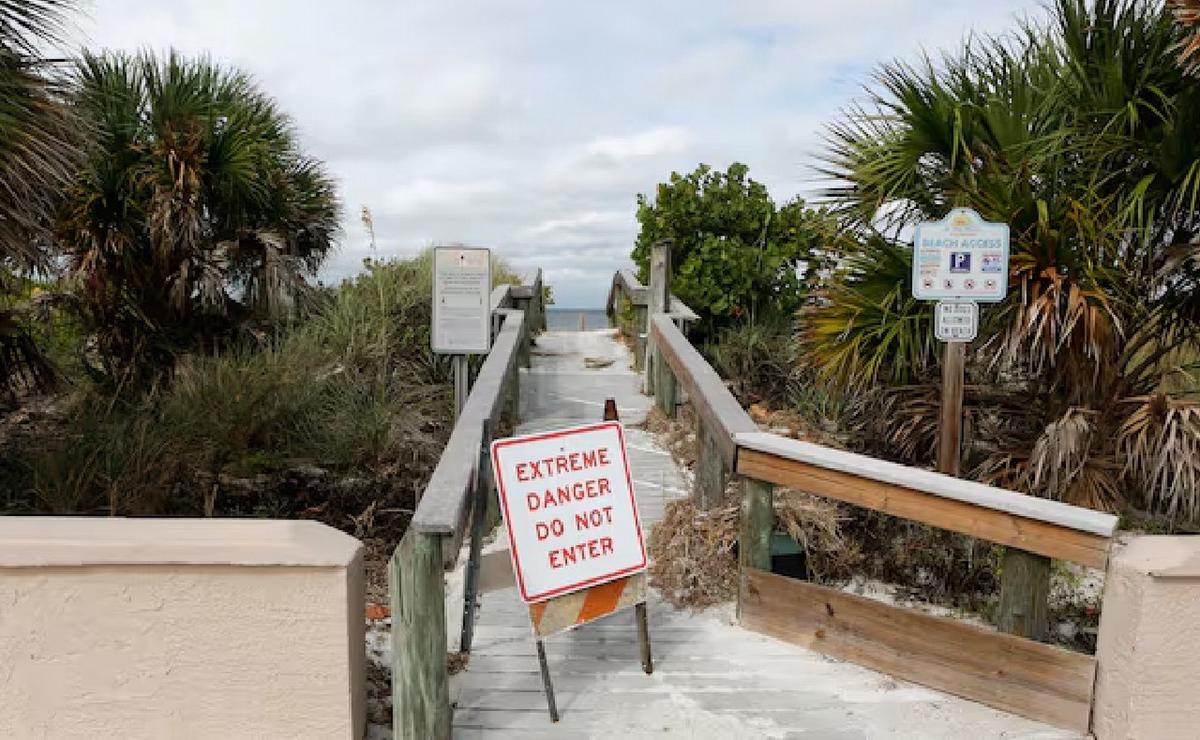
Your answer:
[640,404,698,470]
[648,482,850,609]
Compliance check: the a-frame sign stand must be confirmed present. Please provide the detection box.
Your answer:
[490,397,653,723]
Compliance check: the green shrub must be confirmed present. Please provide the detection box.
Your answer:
[4,253,479,517]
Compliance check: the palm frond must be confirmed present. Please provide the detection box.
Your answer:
[1119,394,1200,520]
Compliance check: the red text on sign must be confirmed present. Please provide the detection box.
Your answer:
[525,476,611,511]
[548,537,615,569]
[515,448,611,482]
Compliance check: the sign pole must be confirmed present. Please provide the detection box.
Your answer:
[913,209,1008,478]
[937,340,966,476]
[453,355,469,420]
[535,639,559,722]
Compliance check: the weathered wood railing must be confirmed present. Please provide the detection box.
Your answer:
[606,266,697,370]
[619,245,1120,734]
[390,271,543,739]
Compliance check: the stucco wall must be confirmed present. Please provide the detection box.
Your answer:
[0,518,365,739]
[1093,535,1200,740]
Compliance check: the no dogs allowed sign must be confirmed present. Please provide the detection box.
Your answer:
[491,421,647,603]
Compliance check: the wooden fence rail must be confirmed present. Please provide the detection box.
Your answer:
[606,267,697,370]
[391,272,543,739]
[617,244,1121,733]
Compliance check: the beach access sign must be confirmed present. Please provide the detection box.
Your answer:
[491,421,647,603]
[912,208,1009,303]
[432,246,491,355]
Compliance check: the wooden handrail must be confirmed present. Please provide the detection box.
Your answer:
[736,432,1117,569]
[650,313,757,468]
[490,284,514,312]
[410,270,543,564]
[392,270,541,739]
[736,432,1118,537]
[409,309,524,541]
[606,269,699,322]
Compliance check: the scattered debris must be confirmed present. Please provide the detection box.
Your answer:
[583,356,614,369]
[648,483,847,609]
[641,405,698,470]
[447,651,470,675]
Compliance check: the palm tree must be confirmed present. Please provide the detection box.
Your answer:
[57,51,340,382]
[807,0,1200,522]
[0,0,80,393]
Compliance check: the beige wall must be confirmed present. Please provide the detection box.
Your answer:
[1093,535,1200,740]
[0,518,365,739]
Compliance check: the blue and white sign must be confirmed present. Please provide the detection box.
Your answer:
[912,208,1009,302]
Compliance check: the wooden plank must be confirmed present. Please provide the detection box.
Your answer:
[997,549,1051,641]
[937,340,966,475]
[647,241,671,316]
[739,569,1096,733]
[651,314,757,469]
[655,355,677,418]
[490,285,514,313]
[738,448,1110,569]
[736,432,1118,537]
[738,479,773,605]
[391,531,451,739]
[693,420,727,509]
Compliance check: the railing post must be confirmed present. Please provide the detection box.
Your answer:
[654,354,677,418]
[645,240,676,415]
[694,421,727,508]
[518,308,532,369]
[997,549,1051,642]
[738,477,773,618]
[390,531,450,739]
[633,304,648,371]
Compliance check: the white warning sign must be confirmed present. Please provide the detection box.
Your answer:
[491,421,647,603]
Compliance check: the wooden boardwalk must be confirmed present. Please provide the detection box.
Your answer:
[449,329,1081,739]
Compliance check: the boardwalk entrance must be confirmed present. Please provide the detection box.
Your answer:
[390,264,1114,739]
[447,328,1081,739]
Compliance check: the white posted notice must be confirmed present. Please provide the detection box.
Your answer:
[491,421,647,603]
[432,246,491,354]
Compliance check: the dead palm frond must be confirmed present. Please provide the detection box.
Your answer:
[1119,394,1200,520]
[1172,0,1200,74]
[1021,408,1121,510]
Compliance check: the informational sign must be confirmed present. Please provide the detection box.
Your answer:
[491,421,647,604]
[934,300,979,342]
[432,246,491,354]
[912,208,1009,302]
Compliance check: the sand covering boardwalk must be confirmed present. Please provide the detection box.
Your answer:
[451,329,1081,739]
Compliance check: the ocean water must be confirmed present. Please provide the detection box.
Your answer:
[545,308,611,331]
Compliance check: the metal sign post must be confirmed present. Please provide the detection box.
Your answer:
[432,246,491,419]
[912,209,1009,475]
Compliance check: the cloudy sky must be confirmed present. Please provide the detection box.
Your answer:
[68,0,1043,307]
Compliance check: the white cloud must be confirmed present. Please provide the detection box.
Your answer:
[69,0,1045,307]
[579,127,695,165]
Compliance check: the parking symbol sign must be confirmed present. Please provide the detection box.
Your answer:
[949,252,971,273]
